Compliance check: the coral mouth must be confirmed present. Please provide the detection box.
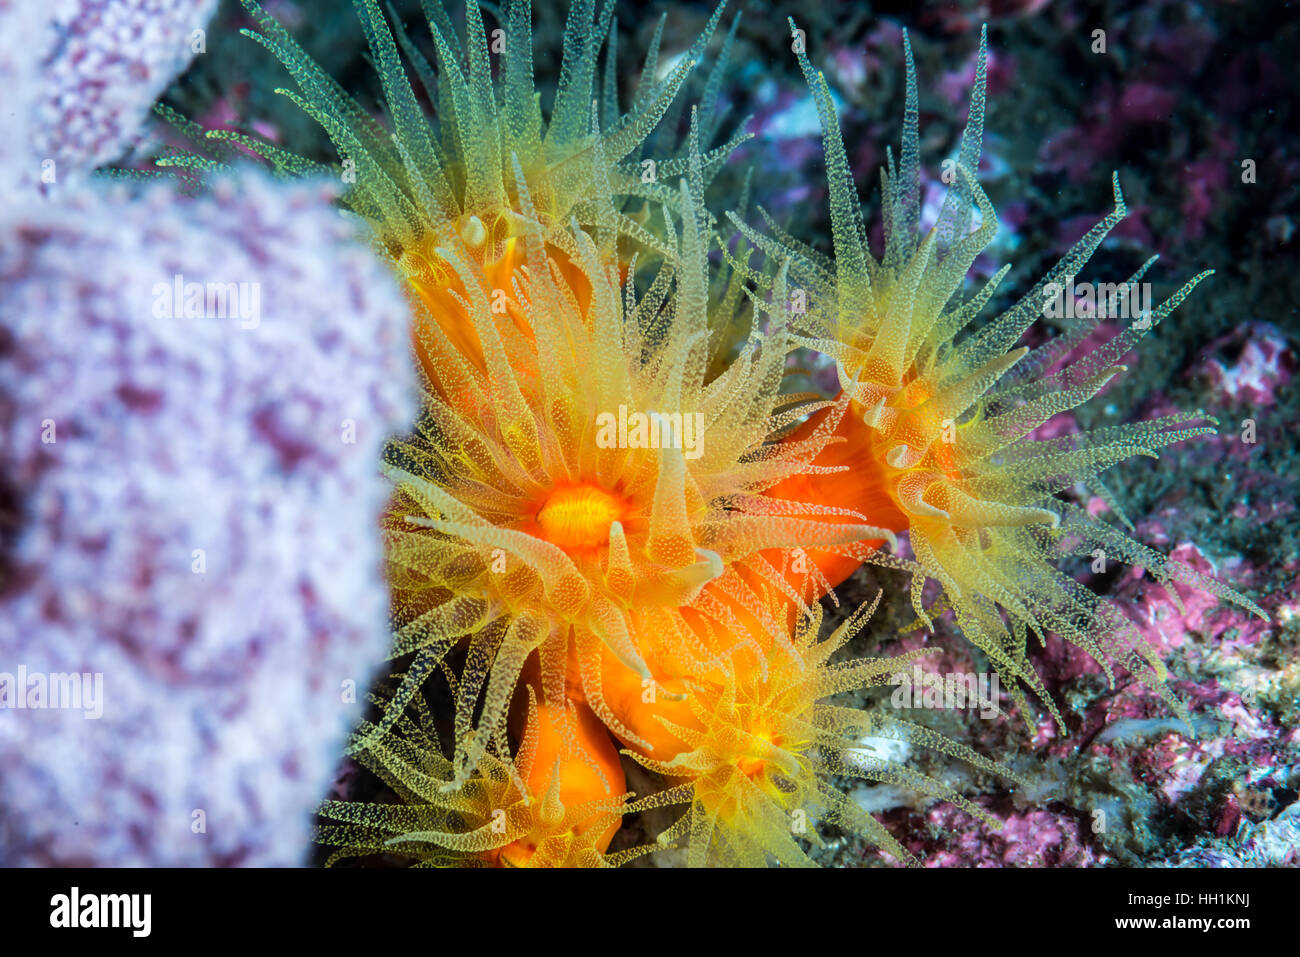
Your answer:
[527,481,634,553]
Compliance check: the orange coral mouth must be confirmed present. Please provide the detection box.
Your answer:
[521,481,636,555]
[737,730,780,779]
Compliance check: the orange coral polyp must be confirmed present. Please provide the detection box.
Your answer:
[759,375,975,601]
[494,693,626,867]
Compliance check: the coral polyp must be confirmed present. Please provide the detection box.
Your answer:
[236,0,746,382]
[731,22,1268,731]
[318,685,660,867]
[624,592,1021,867]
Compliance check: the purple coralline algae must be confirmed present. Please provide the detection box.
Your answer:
[0,0,416,865]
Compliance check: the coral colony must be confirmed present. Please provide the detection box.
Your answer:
[1,0,1292,869]
[224,0,1263,866]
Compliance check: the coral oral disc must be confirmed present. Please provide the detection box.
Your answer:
[533,482,631,552]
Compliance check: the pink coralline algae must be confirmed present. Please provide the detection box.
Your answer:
[906,804,1102,868]
[0,171,415,864]
[1,0,217,195]
[1193,322,1294,408]
[1113,534,1268,659]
